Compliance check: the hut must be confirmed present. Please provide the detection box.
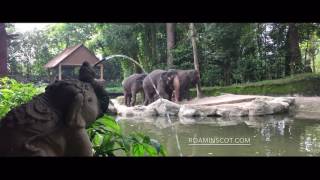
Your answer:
[44,44,104,83]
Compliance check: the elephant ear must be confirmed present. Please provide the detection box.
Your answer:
[161,70,177,85]
[65,93,86,128]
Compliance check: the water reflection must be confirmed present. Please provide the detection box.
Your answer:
[116,115,320,156]
[299,124,320,155]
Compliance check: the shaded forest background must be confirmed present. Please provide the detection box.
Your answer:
[1,23,320,87]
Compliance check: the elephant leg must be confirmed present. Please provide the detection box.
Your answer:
[124,92,128,106]
[144,92,151,106]
[157,85,169,100]
[173,76,180,102]
[179,89,187,101]
[141,91,145,104]
[124,92,131,106]
[131,93,136,106]
[128,94,133,107]
[130,89,137,107]
[185,90,191,100]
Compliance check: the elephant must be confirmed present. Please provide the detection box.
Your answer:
[0,61,109,156]
[169,69,200,101]
[122,73,147,106]
[142,69,179,105]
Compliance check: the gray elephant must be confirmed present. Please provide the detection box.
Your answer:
[122,73,147,106]
[170,69,200,101]
[142,69,179,105]
[0,62,109,156]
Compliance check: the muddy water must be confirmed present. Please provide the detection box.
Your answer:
[116,115,320,156]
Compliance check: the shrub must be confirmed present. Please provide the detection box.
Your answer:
[0,77,44,119]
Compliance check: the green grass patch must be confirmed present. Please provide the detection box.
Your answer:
[190,73,320,97]
[106,86,123,93]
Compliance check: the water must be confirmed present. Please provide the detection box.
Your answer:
[116,115,320,156]
[96,54,184,156]
[96,55,320,156]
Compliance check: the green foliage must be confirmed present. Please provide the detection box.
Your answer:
[0,77,44,119]
[87,115,167,157]
[106,86,122,93]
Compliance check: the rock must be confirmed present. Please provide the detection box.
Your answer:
[273,97,295,105]
[112,94,295,118]
[216,104,249,117]
[147,98,181,116]
[247,99,274,116]
[247,97,292,116]
[178,105,217,117]
[179,116,198,124]
[116,96,125,105]
[229,106,249,116]
[111,99,157,117]
[108,102,118,114]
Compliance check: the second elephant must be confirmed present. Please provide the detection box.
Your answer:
[170,69,200,101]
[122,73,147,106]
[142,69,179,105]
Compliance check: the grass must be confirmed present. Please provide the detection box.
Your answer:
[106,86,123,93]
[190,73,320,97]
[105,73,320,97]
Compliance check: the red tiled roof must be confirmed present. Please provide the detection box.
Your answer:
[44,44,83,68]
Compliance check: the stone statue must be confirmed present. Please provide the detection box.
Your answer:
[0,61,109,156]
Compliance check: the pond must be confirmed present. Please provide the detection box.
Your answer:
[116,115,320,156]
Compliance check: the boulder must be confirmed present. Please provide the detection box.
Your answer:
[111,99,157,117]
[247,98,274,116]
[178,105,217,117]
[111,95,295,119]
[147,98,181,116]
[216,104,249,117]
[246,97,292,116]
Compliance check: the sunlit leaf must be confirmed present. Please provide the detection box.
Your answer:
[132,143,145,156]
[142,143,157,156]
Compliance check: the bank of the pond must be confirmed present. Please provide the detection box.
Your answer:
[191,73,320,97]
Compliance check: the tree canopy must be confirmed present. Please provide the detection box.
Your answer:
[4,23,320,87]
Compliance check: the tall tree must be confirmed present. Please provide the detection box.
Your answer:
[287,23,303,75]
[150,24,158,64]
[0,23,8,77]
[189,23,203,98]
[166,23,175,68]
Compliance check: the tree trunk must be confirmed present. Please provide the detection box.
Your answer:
[150,24,158,64]
[287,23,302,74]
[189,23,203,98]
[284,30,291,76]
[304,40,309,65]
[0,23,8,77]
[312,55,316,73]
[166,23,175,68]
[142,24,153,70]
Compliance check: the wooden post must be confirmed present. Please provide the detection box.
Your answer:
[100,64,104,80]
[58,64,62,80]
[189,23,203,98]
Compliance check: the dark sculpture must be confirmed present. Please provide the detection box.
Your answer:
[0,61,109,156]
[170,69,200,101]
[142,69,179,105]
[122,73,147,106]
